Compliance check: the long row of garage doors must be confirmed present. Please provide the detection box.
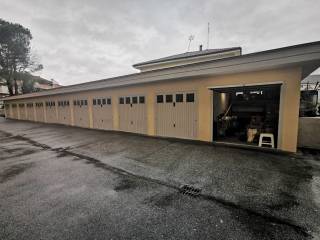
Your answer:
[6,92,198,139]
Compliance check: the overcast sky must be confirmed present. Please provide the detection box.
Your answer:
[1,0,320,85]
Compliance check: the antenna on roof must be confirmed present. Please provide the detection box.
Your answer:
[207,22,210,49]
[187,35,195,52]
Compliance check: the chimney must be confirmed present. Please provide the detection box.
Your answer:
[199,45,203,51]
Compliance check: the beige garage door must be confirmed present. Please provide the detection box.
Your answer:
[26,103,35,121]
[11,104,18,119]
[19,104,26,120]
[73,99,89,128]
[155,92,198,139]
[118,96,147,134]
[92,97,113,130]
[45,101,57,123]
[5,104,11,118]
[57,100,71,125]
[35,102,45,122]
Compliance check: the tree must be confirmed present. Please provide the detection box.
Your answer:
[0,18,43,95]
[17,72,36,94]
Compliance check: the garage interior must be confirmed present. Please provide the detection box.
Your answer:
[212,84,281,148]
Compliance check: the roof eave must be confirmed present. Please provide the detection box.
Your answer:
[132,47,242,68]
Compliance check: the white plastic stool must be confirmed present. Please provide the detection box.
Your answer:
[258,133,275,148]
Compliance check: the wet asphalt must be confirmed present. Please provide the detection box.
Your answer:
[0,118,320,239]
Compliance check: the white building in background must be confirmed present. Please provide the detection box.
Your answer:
[0,85,9,98]
[0,76,62,97]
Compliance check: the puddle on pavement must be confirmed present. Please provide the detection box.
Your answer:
[114,178,137,191]
[268,192,299,211]
[56,151,69,158]
[0,148,39,161]
[144,192,178,208]
[0,162,34,183]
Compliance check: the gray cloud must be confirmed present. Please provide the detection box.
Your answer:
[1,0,319,85]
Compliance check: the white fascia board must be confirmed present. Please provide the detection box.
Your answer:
[135,49,241,71]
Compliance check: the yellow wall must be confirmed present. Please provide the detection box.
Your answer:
[5,67,302,152]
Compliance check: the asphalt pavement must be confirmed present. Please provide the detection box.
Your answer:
[0,118,319,239]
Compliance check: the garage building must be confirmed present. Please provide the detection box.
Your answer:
[3,41,320,152]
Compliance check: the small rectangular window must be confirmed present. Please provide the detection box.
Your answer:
[107,98,111,105]
[176,94,183,102]
[132,96,138,104]
[84,100,88,106]
[66,101,69,106]
[73,100,76,106]
[125,97,131,104]
[119,97,124,104]
[64,101,67,106]
[93,99,96,105]
[186,93,195,102]
[139,96,145,104]
[97,99,101,105]
[102,98,106,105]
[77,100,80,106]
[80,100,84,106]
[157,95,163,103]
[166,94,173,103]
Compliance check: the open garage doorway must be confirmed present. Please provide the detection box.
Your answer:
[212,84,281,148]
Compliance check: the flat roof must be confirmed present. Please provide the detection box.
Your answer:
[4,41,320,101]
